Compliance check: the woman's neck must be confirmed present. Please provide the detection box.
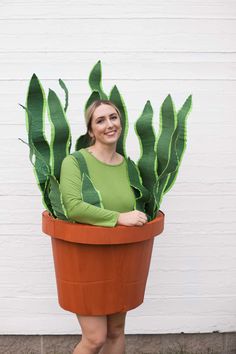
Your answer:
[87,143,121,165]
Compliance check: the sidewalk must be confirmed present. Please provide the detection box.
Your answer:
[0,332,235,354]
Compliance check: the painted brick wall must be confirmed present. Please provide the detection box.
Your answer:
[0,0,235,334]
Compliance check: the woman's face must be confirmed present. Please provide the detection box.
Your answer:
[89,104,122,146]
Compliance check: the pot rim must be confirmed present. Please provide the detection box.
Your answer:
[42,210,165,245]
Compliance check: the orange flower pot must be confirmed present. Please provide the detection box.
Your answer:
[42,210,165,315]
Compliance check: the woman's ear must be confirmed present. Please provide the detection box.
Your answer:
[88,129,94,138]
[88,129,96,144]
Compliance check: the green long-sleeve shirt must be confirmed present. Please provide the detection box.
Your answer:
[60,148,136,227]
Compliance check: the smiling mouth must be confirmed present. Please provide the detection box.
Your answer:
[105,130,117,136]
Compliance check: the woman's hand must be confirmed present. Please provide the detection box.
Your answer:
[117,210,148,227]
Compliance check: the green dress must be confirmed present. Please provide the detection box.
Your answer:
[60,148,136,227]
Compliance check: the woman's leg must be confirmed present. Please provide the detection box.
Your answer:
[73,315,107,354]
[99,312,127,354]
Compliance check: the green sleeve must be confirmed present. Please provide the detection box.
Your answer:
[60,155,119,227]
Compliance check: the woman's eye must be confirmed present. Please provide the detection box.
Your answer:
[111,115,117,120]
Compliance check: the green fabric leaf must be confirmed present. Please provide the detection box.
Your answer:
[155,94,177,177]
[88,60,108,99]
[160,120,179,177]
[59,78,69,112]
[47,89,71,180]
[164,95,192,194]
[48,175,68,220]
[25,75,52,210]
[126,158,150,214]
[43,177,55,217]
[153,96,180,211]
[20,106,50,174]
[155,124,180,207]
[84,90,101,112]
[26,74,50,166]
[155,176,169,211]
[109,85,128,157]
[72,151,103,208]
[81,174,103,208]
[18,117,54,216]
[18,135,50,181]
[135,100,157,217]
[154,95,192,211]
[72,151,89,175]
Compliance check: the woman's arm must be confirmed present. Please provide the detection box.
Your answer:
[60,155,119,227]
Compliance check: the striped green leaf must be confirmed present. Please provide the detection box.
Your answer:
[19,137,50,179]
[72,151,103,208]
[157,117,180,180]
[47,89,71,181]
[81,174,103,208]
[18,112,54,215]
[154,95,192,211]
[25,74,51,200]
[155,95,177,178]
[26,74,50,165]
[48,175,68,220]
[88,60,108,99]
[155,177,169,211]
[109,85,128,157]
[59,79,69,112]
[126,158,150,215]
[72,151,89,175]
[153,96,181,212]
[20,105,50,175]
[84,90,101,112]
[164,95,192,194]
[154,127,180,210]
[135,100,157,216]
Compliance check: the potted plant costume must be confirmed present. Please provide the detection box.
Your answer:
[21,61,192,315]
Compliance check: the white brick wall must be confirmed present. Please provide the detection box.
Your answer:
[0,0,236,334]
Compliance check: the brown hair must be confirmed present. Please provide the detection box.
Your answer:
[85,100,122,144]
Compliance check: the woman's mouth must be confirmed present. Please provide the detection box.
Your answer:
[105,130,117,136]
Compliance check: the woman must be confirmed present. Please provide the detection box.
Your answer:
[60,99,148,354]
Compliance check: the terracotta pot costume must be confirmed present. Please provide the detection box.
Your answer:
[21,62,192,316]
[42,210,164,315]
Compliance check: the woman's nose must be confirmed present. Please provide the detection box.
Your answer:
[106,118,114,127]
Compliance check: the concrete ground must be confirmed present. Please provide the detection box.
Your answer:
[0,332,235,354]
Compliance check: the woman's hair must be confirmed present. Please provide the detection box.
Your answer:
[85,100,122,139]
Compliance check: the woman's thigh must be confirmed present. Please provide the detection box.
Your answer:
[107,312,127,338]
[77,315,107,344]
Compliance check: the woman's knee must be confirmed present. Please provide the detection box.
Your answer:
[107,324,125,340]
[107,312,126,340]
[77,315,107,350]
[82,332,107,350]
